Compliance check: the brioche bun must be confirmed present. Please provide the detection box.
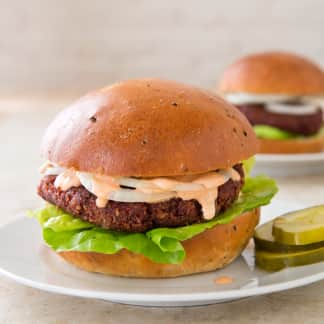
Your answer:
[42,79,258,177]
[58,208,259,278]
[258,135,324,154]
[218,51,324,96]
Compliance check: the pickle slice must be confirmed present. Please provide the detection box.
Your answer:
[254,220,324,252]
[255,245,324,271]
[273,205,324,245]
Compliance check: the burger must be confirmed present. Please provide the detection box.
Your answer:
[30,79,277,278]
[217,51,324,154]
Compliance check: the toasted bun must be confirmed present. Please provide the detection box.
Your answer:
[258,135,324,154]
[42,79,258,177]
[58,208,259,278]
[218,51,324,95]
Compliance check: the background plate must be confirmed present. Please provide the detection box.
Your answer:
[0,200,323,307]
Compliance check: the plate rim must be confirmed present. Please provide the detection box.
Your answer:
[0,260,324,302]
[0,217,324,303]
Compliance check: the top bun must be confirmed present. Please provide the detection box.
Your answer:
[218,51,324,95]
[42,79,257,177]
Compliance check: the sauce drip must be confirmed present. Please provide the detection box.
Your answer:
[132,170,232,220]
[214,275,234,285]
[91,175,120,208]
[179,188,219,220]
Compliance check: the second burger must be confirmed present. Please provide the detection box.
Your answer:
[218,51,324,154]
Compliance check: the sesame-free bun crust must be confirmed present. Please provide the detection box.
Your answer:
[42,79,258,177]
[218,51,324,95]
[258,135,324,154]
[58,208,259,278]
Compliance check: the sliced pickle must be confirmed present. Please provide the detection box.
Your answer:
[255,245,324,271]
[254,220,324,252]
[273,205,324,245]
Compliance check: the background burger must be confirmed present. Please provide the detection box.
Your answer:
[217,51,324,154]
[30,79,277,278]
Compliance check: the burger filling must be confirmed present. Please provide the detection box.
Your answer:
[38,161,245,232]
[38,164,243,232]
[30,159,277,264]
[225,93,324,140]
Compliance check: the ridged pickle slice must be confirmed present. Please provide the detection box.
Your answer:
[273,205,324,245]
[254,220,324,252]
[255,245,324,271]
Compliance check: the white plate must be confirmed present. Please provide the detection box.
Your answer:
[254,152,324,177]
[0,201,323,307]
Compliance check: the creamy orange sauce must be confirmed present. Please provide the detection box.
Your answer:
[227,168,240,182]
[179,188,219,220]
[91,174,120,208]
[194,172,228,188]
[41,162,241,220]
[178,172,228,219]
[54,169,81,191]
[214,276,234,285]
[130,171,230,219]
[147,178,181,190]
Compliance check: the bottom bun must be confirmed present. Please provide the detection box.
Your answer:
[58,208,260,278]
[258,135,324,154]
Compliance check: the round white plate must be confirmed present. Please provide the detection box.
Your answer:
[0,201,323,307]
[254,152,324,177]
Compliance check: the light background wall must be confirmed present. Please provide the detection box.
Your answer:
[1,0,324,97]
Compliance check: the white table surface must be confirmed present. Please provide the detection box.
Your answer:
[1,99,324,323]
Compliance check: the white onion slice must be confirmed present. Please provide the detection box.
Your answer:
[109,189,175,203]
[46,165,237,205]
[118,177,157,190]
[265,103,319,115]
[78,173,175,202]
[302,96,324,105]
[193,172,229,189]
[119,176,205,192]
[225,93,299,105]
[225,92,324,107]
[44,166,66,176]
[172,183,205,191]
[77,172,94,192]
[79,170,230,202]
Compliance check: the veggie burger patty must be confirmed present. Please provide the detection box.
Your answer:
[236,104,323,136]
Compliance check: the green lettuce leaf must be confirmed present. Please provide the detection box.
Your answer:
[254,125,297,140]
[254,125,324,140]
[29,175,277,264]
[242,156,255,176]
